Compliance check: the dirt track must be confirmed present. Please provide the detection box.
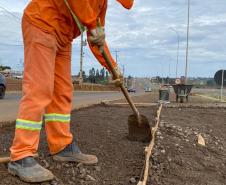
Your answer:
[0,94,226,185]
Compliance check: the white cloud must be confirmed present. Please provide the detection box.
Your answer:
[0,0,225,77]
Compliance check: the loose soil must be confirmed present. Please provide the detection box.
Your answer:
[0,95,226,185]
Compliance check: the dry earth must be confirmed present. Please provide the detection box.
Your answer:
[0,94,226,185]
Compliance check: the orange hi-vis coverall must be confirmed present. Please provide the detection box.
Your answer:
[10,0,134,161]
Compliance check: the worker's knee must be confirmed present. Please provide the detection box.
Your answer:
[22,80,55,106]
[54,84,73,102]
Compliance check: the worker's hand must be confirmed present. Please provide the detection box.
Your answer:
[109,66,124,87]
[88,26,105,52]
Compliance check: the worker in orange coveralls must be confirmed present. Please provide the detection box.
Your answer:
[8,0,134,183]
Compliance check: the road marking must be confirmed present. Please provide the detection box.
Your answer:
[195,94,226,102]
[106,102,158,106]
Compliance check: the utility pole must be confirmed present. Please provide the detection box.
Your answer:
[79,33,84,85]
[221,70,224,102]
[19,58,24,75]
[122,65,125,85]
[176,35,179,78]
[168,60,171,84]
[115,50,119,63]
[169,27,180,78]
[122,65,125,76]
[185,0,190,84]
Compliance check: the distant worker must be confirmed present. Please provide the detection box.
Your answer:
[8,0,134,183]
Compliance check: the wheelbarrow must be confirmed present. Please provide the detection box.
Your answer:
[172,84,193,103]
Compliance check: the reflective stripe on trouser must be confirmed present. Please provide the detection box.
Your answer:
[44,113,72,154]
[16,119,42,131]
[10,17,73,161]
[45,113,71,123]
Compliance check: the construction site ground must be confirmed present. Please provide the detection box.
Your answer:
[0,92,226,185]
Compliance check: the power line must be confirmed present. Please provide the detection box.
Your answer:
[0,43,23,46]
[0,4,23,46]
[0,4,21,23]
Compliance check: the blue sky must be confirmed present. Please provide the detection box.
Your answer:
[0,0,225,77]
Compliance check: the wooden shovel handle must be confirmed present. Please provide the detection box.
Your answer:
[101,50,140,118]
[96,19,140,119]
[0,153,39,163]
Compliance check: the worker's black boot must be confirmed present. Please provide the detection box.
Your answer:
[53,141,98,165]
[8,157,54,183]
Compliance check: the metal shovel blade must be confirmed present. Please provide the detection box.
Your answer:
[127,114,151,142]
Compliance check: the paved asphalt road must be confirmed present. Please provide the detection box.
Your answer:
[0,91,145,123]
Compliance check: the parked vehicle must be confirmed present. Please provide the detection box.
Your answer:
[13,75,23,79]
[127,88,136,93]
[161,84,172,88]
[144,87,152,92]
[0,74,6,99]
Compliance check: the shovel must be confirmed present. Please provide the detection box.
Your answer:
[101,50,151,142]
[0,153,39,164]
[63,3,152,141]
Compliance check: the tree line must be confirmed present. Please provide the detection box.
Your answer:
[78,67,110,84]
[0,65,11,71]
